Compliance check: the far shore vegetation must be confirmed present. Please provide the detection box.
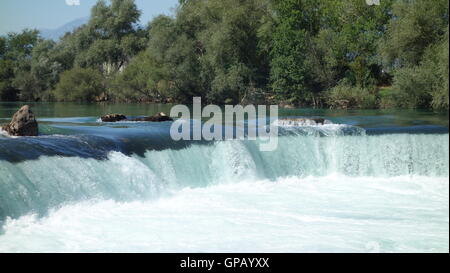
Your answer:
[0,0,448,110]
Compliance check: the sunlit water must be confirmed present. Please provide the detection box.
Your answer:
[0,102,448,253]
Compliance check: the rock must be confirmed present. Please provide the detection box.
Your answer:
[131,112,173,122]
[101,112,173,122]
[312,118,325,125]
[1,105,38,136]
[101,114,127,122]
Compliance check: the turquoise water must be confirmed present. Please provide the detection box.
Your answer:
[0,102,448,252]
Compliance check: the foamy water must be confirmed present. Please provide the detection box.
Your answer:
[0,175,447,253]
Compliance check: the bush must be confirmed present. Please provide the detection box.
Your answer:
[325,81,378,109]
[111,50,174,102]
[390,67,432,108]
[0,60,18,101]
[423,28,449,110]
[378,86,400,108]
[389,29,449,110]
[53,67,104,102]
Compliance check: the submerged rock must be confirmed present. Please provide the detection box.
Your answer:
[312,118,325,125]
[130,112,173,122]
[101,112,173,122]
[101,114,127,122]
[1,105,38,136]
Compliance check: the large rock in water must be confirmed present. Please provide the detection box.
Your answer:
[1,105,38,136]
[101,114,127,122]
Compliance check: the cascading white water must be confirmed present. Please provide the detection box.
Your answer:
[0,130,448,252]
[0,174,447,253]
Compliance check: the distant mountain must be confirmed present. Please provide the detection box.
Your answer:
[40,17,89,40]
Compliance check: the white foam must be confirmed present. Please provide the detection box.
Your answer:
[273,118,333,127]
[0,128,18,138]
[0,175,448,253]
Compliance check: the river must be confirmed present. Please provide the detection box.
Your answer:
[0,102,448,252]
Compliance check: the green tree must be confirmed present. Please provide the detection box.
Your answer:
[0,37,6,59]
[380,0,449,68]
[0,29,41,101]
[269,0,316,105]
[112,49,172,102]
[0,60,18,101]
[114,0,271,104]
[74,0,146,73]
[53,67,104,102]
[1,0,448,109]
[390,28,449,109]
[2,29,40,61]
[10,39,65,101]
[380,0,449,109]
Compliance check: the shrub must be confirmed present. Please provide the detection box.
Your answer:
[390,67,432,108]
[53,67,104,102]
[379,86,401,108]
[390,29,449,110]
[0,60,18,101]
[325,81,378,109]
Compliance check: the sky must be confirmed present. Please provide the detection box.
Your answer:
[0,0,179,35]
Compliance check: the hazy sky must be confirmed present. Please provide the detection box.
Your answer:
[0,0,179,35]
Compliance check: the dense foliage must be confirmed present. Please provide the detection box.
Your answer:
[0,0,448,109]
[53,67,105,102]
